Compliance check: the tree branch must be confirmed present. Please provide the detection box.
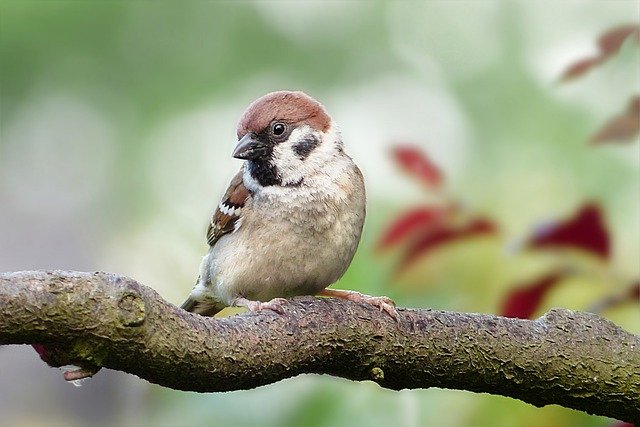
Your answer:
[0,271,638,423]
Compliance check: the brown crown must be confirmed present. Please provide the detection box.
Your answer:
[236,91,331,138]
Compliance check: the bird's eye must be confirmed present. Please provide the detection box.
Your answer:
[272,123,286,136]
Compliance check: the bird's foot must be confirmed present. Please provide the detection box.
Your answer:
[319,289,398,320]
[233,297,288,315]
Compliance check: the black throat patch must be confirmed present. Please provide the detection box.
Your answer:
[244,132,281,187]
[247,159,280,187]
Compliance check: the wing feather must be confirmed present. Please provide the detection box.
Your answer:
[206,169,249,246]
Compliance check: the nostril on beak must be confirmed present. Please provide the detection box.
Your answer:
[233,134,263,160]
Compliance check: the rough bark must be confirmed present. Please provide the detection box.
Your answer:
[0,271,638,423]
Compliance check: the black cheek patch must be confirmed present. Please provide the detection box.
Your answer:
[293,135,319,160]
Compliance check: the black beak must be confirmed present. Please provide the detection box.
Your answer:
[232,133,267,160]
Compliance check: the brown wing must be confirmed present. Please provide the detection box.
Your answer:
[206,169,249,247]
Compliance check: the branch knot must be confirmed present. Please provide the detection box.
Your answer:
[117,288,146,327]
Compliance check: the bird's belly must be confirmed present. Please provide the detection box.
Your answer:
[207,220,359,304]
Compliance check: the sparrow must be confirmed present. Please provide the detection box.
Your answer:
[180,91,396,318]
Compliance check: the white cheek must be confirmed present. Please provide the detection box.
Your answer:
[323,123,343,151]
[242,165,262,192]
[272,127,309,184]
[247,121,345,190]
[310,123,342,162]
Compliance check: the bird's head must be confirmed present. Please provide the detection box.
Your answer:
[234,91,343,188]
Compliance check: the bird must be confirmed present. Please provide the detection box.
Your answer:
[180,91,396,318]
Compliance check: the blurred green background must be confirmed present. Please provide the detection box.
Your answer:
[1,1,638,426]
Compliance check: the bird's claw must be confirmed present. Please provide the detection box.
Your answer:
[236,297,288,315]
[346,292,398,320]
[368,296,399,320]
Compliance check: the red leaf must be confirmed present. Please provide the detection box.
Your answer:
[597,24,640,59]
[627,281,639,301]
[32,343,49,362]
[31,343,70,367]
[31,343,63,367]
[591,95,640,144]
[392,146,443,188]
[501,271,566,319]
[559,57,602,82]
[399,217,497,270]
[527,203,610,260]
[609,421,636,427]
[560,24,640,82]
[377,207,451,250]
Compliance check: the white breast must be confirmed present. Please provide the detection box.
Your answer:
[207,157,366,305]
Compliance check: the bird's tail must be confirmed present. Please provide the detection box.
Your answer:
[180,294,227,317]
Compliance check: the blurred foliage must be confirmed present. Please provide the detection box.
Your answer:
[1,1,638,427]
